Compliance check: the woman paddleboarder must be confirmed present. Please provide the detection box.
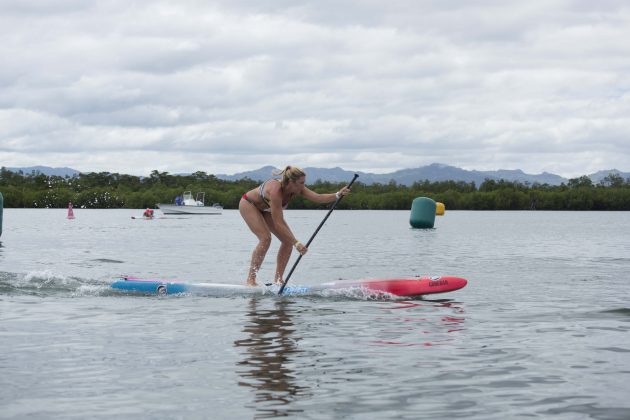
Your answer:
[240,166,351,286]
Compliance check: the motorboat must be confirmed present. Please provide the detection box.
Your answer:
[157,192,223,215]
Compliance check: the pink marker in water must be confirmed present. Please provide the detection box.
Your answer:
[67,202,75,219]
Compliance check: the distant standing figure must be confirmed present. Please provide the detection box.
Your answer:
[239,165,351,286]
[67,202,75,219]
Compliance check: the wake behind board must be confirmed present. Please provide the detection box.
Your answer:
[111,275,467,298]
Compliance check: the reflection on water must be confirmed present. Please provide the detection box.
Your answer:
[371,299,466,347]
[234,298,309,418]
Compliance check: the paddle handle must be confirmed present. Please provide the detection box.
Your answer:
[279,173,359,295]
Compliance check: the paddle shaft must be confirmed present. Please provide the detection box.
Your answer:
[278,173,359,295]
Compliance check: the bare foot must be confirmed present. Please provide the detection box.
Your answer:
[246,281,258,287]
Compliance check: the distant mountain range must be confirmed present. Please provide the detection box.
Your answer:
[215,164,629,186]
[5,166,81,177]
[4,164,629,186]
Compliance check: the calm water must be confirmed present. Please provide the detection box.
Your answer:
[1,208,629,419]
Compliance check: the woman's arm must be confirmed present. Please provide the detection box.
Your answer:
[301,186,350,204]
[267,183,306,254]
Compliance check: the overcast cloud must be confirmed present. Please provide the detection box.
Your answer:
[1,0,629,177]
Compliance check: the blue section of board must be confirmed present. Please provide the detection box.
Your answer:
[110,279,311,296]
[111,280,188,295]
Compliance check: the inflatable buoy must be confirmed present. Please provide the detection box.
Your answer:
[410,197,436,228]
[436,202,445,216]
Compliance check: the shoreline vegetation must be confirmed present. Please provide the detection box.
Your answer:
[1,168,629,211]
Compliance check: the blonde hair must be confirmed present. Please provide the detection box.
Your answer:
[273,165,305,186]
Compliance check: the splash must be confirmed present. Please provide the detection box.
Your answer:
[21,270,77,288]
[317,286,404,301]
[262,283,405,300]
[1,270,102,297]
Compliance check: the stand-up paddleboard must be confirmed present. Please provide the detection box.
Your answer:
[111,275,467,298]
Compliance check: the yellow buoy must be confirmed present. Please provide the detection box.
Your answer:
[436,202,445,216]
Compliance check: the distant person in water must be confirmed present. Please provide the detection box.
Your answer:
[143,208,154,219]
[240,165,351,286]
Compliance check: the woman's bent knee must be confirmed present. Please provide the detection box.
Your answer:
[258,235,272,249]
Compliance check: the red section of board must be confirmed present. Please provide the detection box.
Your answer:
[329,276,467,297]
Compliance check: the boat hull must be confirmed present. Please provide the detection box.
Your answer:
[156,204,222,215]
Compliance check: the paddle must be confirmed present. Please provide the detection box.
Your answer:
[278,173,359,295]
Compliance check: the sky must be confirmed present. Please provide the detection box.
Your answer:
[1,0,629,178]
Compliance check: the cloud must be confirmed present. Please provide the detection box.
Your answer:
[1,0,629,177]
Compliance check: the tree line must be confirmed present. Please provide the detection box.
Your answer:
[1,167,630,210]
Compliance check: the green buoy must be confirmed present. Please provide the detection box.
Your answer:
[410,197,436,228]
